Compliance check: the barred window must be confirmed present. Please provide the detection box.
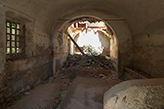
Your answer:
[6,21,25,54]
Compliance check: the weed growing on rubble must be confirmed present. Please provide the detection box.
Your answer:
[52,94,62,109]
[72,52,78,55]
[31,85,35,90]
[44,76,49,81]
[83,45,102,56]
[69,73,76,80]
[15,94,22,100]
[37,104,44,109]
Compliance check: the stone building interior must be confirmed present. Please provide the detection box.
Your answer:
[0,0,164,109]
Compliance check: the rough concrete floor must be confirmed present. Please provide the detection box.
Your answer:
[7,68,122,109]
[6,77,70,109]
[60,77,122,109]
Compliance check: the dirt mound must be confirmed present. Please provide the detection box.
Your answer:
[62,54,114,69]
[59,55,117,79]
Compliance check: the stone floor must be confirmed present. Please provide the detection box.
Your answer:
[7,76,122,109]
[7,78,62,109]
[60,77,122,109]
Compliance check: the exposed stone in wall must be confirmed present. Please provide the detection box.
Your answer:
[0,6,53,108]
[53,33,69,74]
[0,5,6,77]
[0,62,52,108]
[104,78,164,109]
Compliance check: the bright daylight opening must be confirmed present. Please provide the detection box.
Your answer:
[68,21,110,55]
[78,28,102,53]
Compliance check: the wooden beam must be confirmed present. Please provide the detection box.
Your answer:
[66,33,85,55]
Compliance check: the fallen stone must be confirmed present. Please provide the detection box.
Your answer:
[25,92,30,95]
[99,74,104,77]
[19,88,25,93]
[111,76,118,80]
[99,74,105,77]
[99,74,107,79]
[26,85,31,91]
[102,76,107,79]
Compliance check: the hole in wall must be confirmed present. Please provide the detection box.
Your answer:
[67,20,113,56]
[55,17,119,75]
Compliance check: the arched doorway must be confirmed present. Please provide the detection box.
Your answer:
[52,16,120,77]
[67,21,111,56]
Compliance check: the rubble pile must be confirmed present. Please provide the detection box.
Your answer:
[62,54,114,69]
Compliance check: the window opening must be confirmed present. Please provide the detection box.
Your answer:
[6,21,24,54]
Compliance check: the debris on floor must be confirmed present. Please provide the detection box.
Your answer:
[7,54,120,109]
[62,54,114,69]
[24,92,30,95]
[59,54,117,80]
[60,84,69,91]
[99,74,107,79]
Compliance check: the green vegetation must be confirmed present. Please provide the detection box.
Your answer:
[53,94,62,109]
[12,23,15,28]
[83,45,101,56]
[15,94,22,100]
[6,48,10,54]
[106,37,111,41]
[31,85,35,90]
[72,52,78,55]
[69,73,76,80]
[44,76,49,81]
[37,104,44,109]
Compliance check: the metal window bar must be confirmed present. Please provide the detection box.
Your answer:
[6,21,22,54]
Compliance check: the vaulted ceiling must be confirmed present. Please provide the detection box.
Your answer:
[1,0,164,35]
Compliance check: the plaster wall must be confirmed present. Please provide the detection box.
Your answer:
[110,35,117,59]
[0,6,52,108]
[133,19,164,78]
[53,33,68,74]
[110,34,118,71]
[97,31,110,55]
[0,0,164,108]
